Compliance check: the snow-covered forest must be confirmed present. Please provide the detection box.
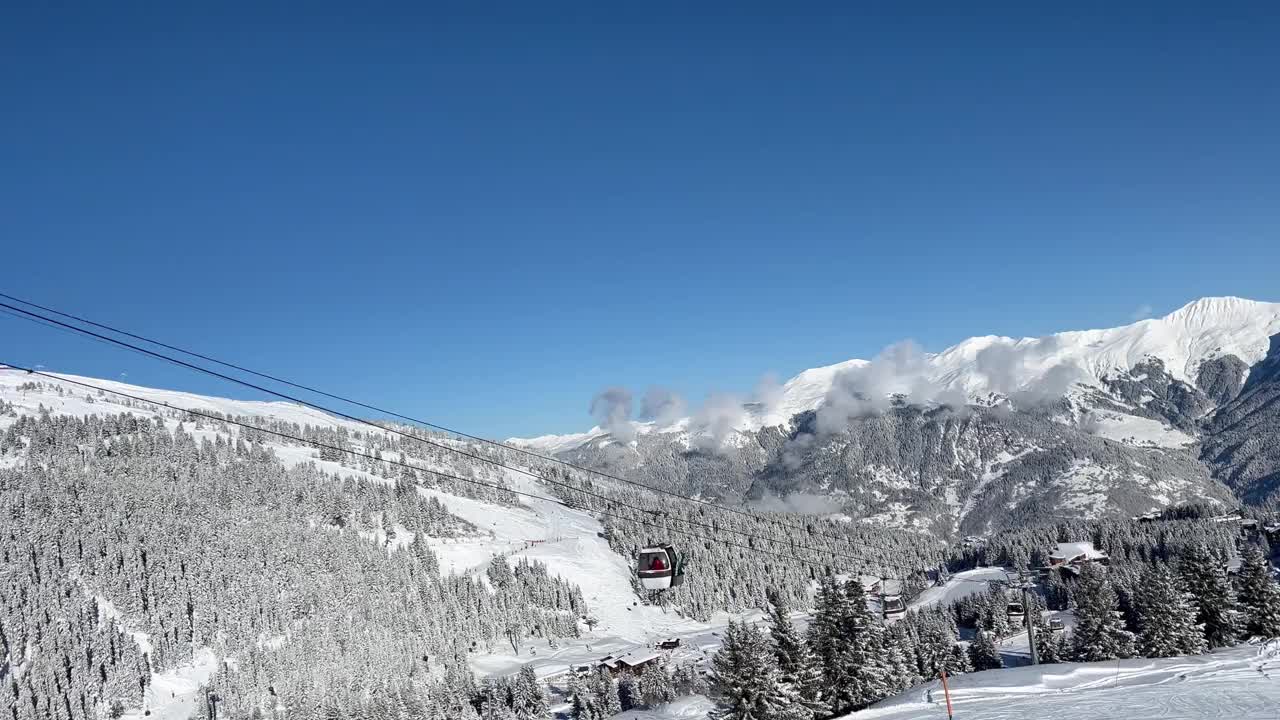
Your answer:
[0,405,585,718]
[2,375,1279,720]
[704,511,1280,720]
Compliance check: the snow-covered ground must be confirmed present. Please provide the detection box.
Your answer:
[616,695,716,719]
[909,568,1011,610]
[1084,412,1196,448]
[843,642,1280,720]
[121,648,220,720]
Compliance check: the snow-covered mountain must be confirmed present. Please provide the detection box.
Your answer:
[512,297,1280,533]
[517,297,1280,450]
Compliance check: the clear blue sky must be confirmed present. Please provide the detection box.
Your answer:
[2,3,1278,438]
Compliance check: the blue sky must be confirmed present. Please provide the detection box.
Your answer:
[2,3,1278,438]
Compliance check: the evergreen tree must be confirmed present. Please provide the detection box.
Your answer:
[589,668,621,717]
[1180,545,1242,649]
[1133,564,1206,658]
[1070,564,1136,661]
[945,643,972,674]
[570,692,598,720]
[767,588,827,717]
[511,665,547,719]
[807,577,852,704]
[967,631,1003,671]
[1236,545,1280,639]
[1032,619,1066,664]
[616,673,639,712]
[710,621,807,720]
[830,580,891,712]
[638,662,675,708]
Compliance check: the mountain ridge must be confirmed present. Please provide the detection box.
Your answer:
[512,296,1280,451]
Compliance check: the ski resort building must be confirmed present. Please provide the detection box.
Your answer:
[858,576,905,596]
[597,649,664,675]
[1040,541,1109,575]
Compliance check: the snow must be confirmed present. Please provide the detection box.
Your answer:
[616,695,716,719]
[1049,542,1107,562]
[512,296,1280,450]
[841,643,1280,720]
[0,369,769,692]
[910,567,1011,610]
[1085,412,1196,448]
[122,648,219,720]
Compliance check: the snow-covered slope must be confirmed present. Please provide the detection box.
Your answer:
[0,366,770,717]
[843,642,1280,720]
[515,297,1280,450]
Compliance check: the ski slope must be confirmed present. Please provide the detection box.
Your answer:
[843,643,1280,720]
[909,568,1011,610]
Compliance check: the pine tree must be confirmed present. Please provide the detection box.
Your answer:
[1180,545,1242,649]
[1133,564,1206,658]
[589,667,621,717]
[510,665,547,719]
[945,644,972,674]
[710,621,807,720]
[1070,564,1136,661]
[841,580,893,709]
[638,662,675,708]
[967,631,1003,671]
[807,576,852,705]
[570,692,598,720]
[767,588,827,717]
[1236,545,1280,639]
[1032,619,1066,664]
[616,673,639,711]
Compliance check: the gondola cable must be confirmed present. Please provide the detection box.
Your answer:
[0,290,920,555]
[0,297,926,566]
[0,362,925,578]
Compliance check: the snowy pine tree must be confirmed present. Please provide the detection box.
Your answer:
[1070,564,1136,661]
[710,621,808,720]
[767,588,827,717]
[511,665,547,719]
[1133,564,1206,658]
[1032,618,1066,664]
[967,631,1003,671]
[1180,544,1242,649]
[1236,545,1280,639]
[638,662,675,708]
[590,667,621,717]
[809,579,892,712]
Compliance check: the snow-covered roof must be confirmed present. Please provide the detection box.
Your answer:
[1049,542,1107,562]
[616,649,663,667]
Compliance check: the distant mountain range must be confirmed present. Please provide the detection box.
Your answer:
[513,297,1280,534]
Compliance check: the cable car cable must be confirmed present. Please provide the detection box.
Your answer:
[0,299,926,568]
[1,362,923,577]
[0,290,918,554]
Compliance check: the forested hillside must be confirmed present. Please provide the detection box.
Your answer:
[0,374,948,719]
[0,409,589,718]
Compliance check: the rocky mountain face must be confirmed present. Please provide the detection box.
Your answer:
[522,299,1280,535]
[1201,333,1280,505]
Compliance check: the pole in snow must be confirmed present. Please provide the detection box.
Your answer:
[940,669,955,720]
[880,574,888,621]
[1021,575,1039,666]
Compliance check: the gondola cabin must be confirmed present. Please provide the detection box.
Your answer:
[882,596,906,619]
[637,544,683,590]
[1006,600,1025,621]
